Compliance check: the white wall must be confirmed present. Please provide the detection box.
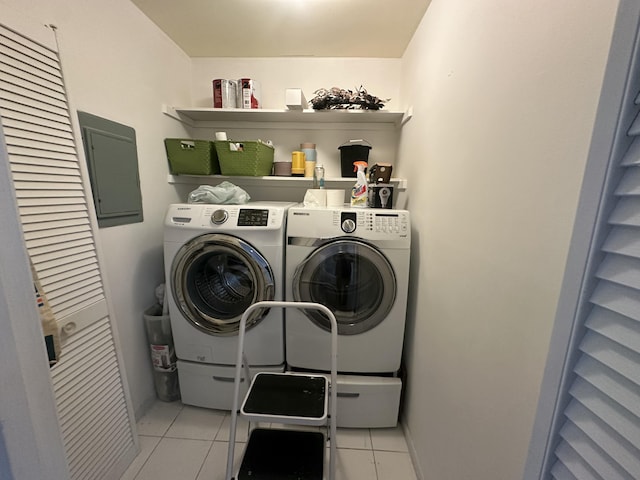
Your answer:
[398,1,618,479]
[0,0,193,417]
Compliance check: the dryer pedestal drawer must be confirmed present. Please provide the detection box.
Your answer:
[177,360,285,411]
[334,375,402,428]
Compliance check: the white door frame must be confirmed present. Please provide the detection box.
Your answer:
[524,1,640,477]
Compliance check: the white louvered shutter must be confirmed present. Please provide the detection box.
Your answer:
[548,60,640,480]
[0,24,137,480]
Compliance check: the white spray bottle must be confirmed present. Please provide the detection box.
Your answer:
[350,161,368,208]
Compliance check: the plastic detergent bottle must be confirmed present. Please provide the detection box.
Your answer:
[350,161,368,207]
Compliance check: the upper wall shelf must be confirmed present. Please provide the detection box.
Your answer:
[162,105,409,127]
[167,174,408,190]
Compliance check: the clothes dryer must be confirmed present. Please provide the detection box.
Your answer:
[164,201,295,409]
[285,206,410,374]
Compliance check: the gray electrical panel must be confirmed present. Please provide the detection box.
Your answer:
[78,112,143,228]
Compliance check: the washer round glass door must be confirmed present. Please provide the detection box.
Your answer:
[171,233,275,335]
[292,238,396,335]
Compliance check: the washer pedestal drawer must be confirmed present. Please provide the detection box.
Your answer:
[177,359,284,411]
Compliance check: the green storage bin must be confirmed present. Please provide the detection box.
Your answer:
[164,139,220,175]
[215,140,275,176]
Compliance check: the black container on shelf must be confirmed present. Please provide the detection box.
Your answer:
[339,139,372,177]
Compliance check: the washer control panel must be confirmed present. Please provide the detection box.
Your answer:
[166,203,291,230]
[238,209,269,226]
[211,209,228,225]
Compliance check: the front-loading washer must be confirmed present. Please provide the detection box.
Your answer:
[164,201,295,409]
[285,206,410,374]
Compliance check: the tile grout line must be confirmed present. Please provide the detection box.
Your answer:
[163,402,185,436]
[194,439,216,480]
[369,428,381,480]
[131,403,185,480]
[131,435,162,480]
[372,448,381,480]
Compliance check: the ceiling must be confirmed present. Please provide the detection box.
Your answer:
[130,0,432,58]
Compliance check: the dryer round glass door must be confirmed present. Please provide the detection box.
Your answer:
[171,233,275,335]
[292,238,396,335]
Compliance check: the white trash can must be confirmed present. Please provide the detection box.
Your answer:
[143,304,180,402]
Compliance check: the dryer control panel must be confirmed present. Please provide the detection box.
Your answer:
[336,210,409,237]
[369,212,409,235]
[287,207,409,244]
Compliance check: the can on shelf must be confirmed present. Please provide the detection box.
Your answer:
[212,79,237,108]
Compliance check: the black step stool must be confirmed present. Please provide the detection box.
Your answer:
[225,301,338,480]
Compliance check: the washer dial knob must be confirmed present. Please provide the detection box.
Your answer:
[211,209,228,225]
[341,218,356,233]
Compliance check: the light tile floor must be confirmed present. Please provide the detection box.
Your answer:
[122,400,417,480]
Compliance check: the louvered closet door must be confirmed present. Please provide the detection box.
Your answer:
[548,67,640,479]
[0,24,137,480]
